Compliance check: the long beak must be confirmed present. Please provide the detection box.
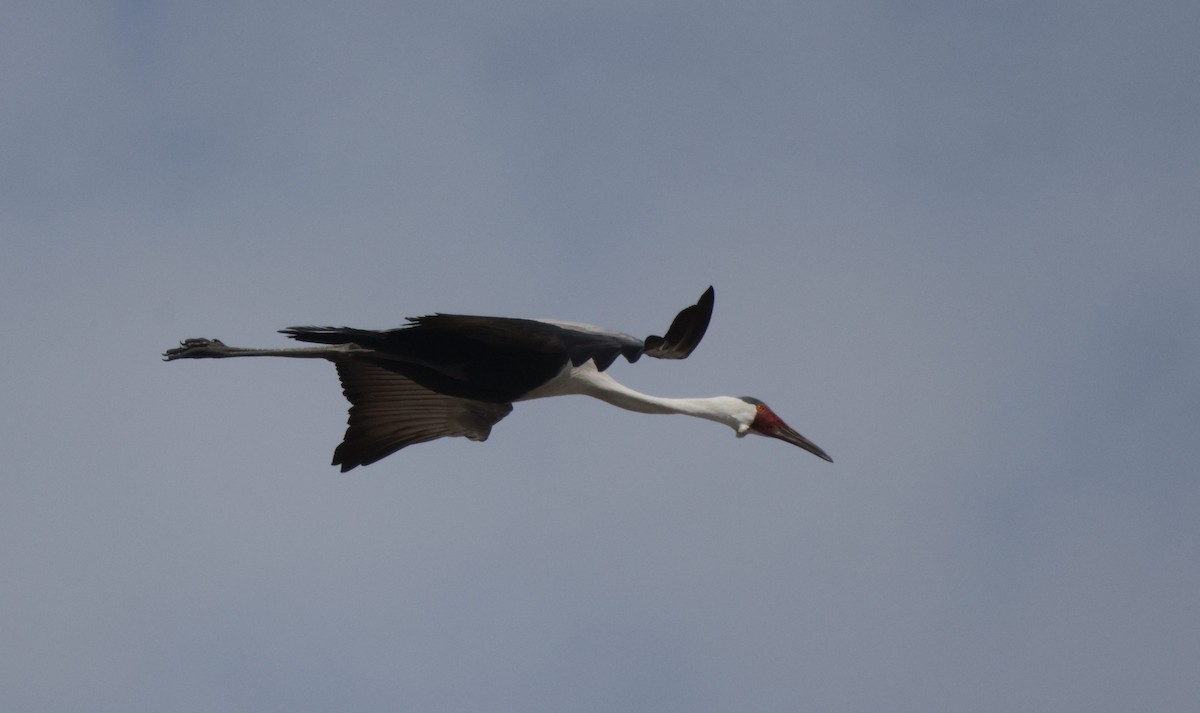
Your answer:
[773,424,833,462]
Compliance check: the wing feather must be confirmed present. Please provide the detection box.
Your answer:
[284,287,716,411]
[333,360,512,471]
[643,285,715,359]
[539,286,716,366]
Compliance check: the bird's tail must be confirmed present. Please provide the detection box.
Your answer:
[279,326,385,345]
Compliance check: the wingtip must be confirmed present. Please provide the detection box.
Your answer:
[699,285,715,318]
[643,286,717,359]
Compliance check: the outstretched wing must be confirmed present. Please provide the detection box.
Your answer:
[538,285,716,368]
[333,359,512,471]
[284,287,718,403]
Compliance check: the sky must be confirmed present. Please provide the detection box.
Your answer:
[3,1,1199,711]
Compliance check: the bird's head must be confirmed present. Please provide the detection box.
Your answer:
[737,397,833,462]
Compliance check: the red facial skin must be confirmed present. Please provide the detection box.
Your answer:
[750,402,788,435]
[749,402,833,462]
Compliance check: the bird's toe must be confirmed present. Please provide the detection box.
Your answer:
[162,338,226,360]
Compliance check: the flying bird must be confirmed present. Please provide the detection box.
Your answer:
[163,287,832,470]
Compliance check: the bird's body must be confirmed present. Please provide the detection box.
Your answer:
[164,287,831,470]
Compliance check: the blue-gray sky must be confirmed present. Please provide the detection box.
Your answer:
[3,2,1198,711]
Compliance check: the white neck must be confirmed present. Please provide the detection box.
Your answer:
[521,362,756,434]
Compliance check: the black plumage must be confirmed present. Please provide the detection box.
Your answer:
[279,286,714,404]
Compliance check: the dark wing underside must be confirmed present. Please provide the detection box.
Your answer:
[333,360,512,472]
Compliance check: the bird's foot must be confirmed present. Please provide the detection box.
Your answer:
[162,338,229,361]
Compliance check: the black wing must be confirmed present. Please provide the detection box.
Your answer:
[283,287,716,402]
[643,285,714,359]
[535,285,715,368]
[283,318,567,402]
[333,360,512,471]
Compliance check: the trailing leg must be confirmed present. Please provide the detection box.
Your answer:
[162,338,367,361]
